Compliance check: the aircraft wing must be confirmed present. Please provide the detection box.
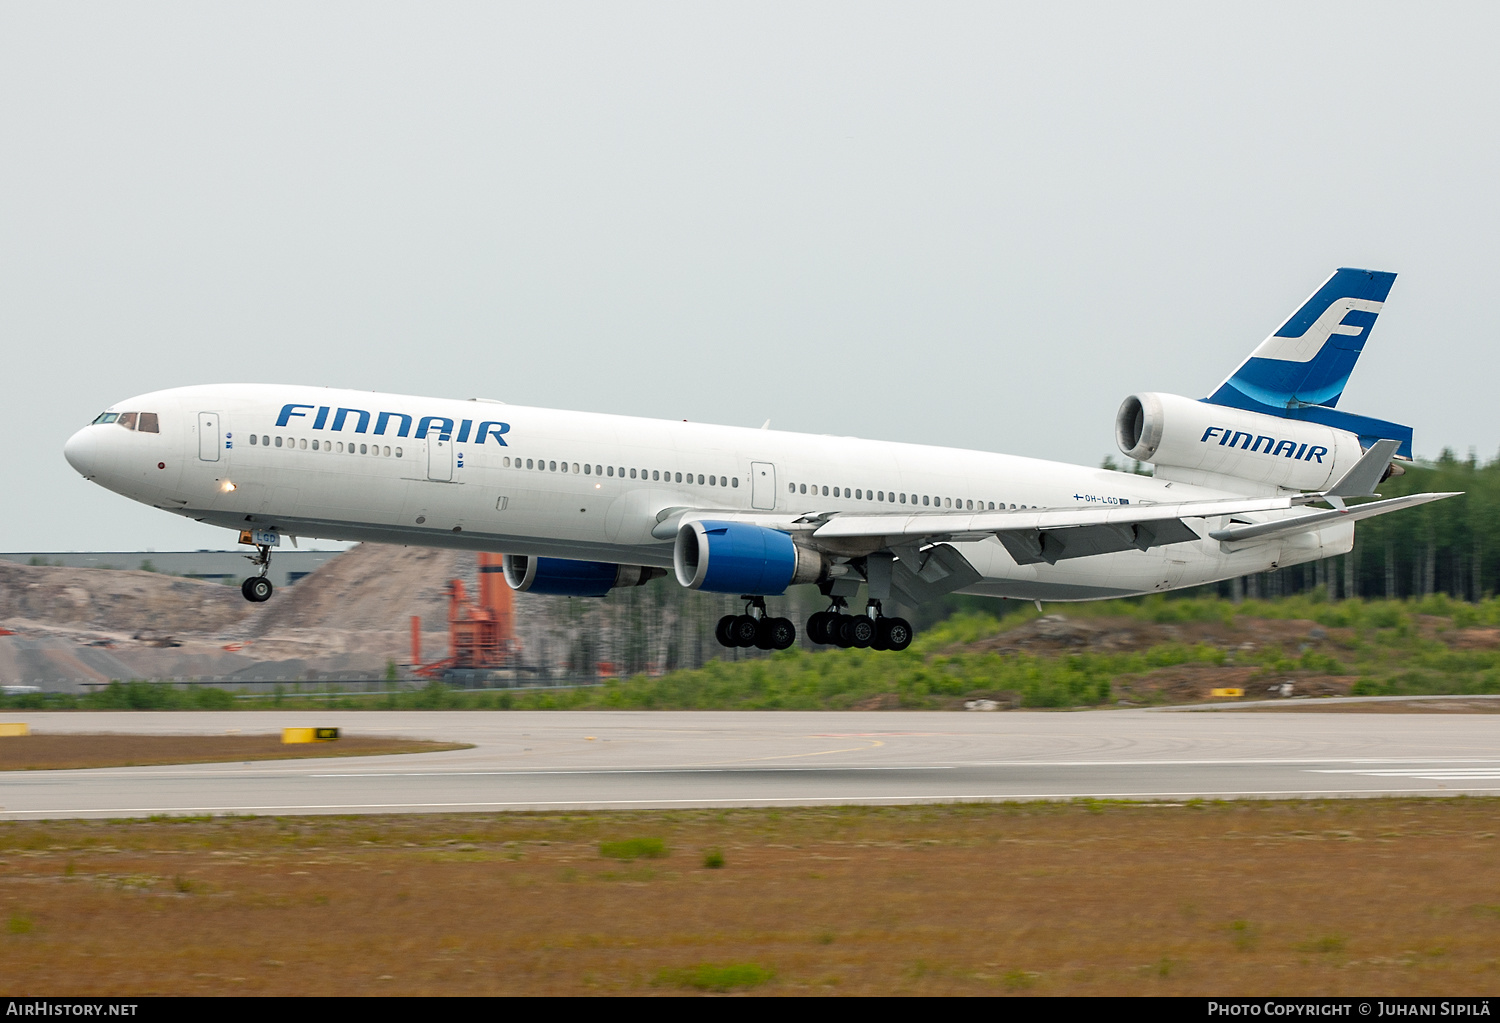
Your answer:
[809,436,1460,566]
[658,492,1312,567]
[813,489,1461,565]
[810,493,1311,566]
[655,442,1458,568]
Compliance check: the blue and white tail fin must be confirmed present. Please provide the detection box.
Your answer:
[1205,268,1413,457]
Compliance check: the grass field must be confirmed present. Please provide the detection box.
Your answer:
[2,799,1498,995]
[0,734,471,771]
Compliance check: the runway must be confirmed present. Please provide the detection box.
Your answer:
[2,709,1498,819]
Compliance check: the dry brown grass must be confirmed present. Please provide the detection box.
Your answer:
[0,734,470,771]
[2,800,1499,995]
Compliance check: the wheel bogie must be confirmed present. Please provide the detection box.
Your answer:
[805,608,914,651]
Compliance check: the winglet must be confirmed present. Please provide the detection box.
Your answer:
[1322,438,1400,509]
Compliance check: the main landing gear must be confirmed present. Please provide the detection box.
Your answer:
[240,543,275,603]
[806,599,913,651]
[715,596,797,650]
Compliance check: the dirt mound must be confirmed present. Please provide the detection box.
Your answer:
[1111,664,1357,704]
[0,561,251,636]
[968,612,1341,658]
[1448,627,1500,650]
[242,544,468,636]
[0,548,461,687]
[958,612,1371,706]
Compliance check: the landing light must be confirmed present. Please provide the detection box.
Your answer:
[220,480,237,492]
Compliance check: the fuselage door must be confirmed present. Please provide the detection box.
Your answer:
[427,435,453,482]
[197,412,220,462]
[750,461,776,510]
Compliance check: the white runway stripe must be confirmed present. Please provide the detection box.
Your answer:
[1311,766,1500,780]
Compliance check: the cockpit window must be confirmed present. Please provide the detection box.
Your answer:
[90,411,158,431]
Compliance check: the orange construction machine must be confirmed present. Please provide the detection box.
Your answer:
[411,552,518,677]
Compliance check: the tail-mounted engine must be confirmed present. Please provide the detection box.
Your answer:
[1116,392,1369,491]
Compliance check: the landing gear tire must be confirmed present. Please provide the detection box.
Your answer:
[715,615,737,647]
[763,617,796,650]
[878,616,913,652]
[806,611,832,645]
[729,614,761,647]
[241,576,273,603]
[838,615,875,649]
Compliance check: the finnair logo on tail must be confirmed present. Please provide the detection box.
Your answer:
[1248,297,1383,365]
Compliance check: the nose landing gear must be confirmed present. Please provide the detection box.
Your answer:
[715,596,797,650]
[240,543,275,603]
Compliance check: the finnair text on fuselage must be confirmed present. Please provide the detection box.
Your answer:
[275,403,511,445]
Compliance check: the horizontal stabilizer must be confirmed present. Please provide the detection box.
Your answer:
[1271,404,1414,460]
[1207,492,1460,545]
[1324,438,1400,503]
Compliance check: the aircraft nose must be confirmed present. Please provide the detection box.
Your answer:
[63,427,101,478]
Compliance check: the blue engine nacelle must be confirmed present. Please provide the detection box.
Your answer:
[673,520,826,595]
[502,555,665,597]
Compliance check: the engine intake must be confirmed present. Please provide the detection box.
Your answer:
[674,520,826,594]
[502,555,665,597]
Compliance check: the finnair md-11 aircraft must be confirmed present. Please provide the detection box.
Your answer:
[64,268,1455,652]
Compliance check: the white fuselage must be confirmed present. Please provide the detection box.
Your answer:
[63,384,1350,602]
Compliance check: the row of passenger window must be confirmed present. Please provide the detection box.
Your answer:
[500,457,739,488]
[249,434,403,457]
[791,482,1031,511]
[92,411,160,433]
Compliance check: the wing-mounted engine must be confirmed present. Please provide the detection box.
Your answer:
[502,555,665,597]
[1116,392,1369,491]
[674,520,828,594]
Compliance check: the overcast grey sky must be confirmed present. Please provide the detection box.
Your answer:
[3,3,1497,551]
